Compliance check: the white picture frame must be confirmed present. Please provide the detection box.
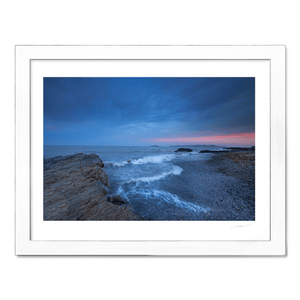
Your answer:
[15,45,286,255]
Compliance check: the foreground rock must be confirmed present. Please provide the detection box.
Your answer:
[44,153,142,220]
[175,148,193,152]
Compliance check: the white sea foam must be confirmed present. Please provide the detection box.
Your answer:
[131,154,175,165]
[116,185,130,202]
[104,160,129,167]
[112,161,129,167]
[106,154,176,167]
[127,165,183,183]
[139,189,209,214]
[186,151,200,155]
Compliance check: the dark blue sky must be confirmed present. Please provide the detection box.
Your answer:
[44,77,255,146]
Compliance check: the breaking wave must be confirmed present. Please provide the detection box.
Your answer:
[107,160,129,167]
[126,165,183,183]
[131,154,175,165]
[128,189,209,214]
[105,154,176,167]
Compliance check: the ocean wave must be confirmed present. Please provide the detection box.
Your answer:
[110,161,129,167]
[145,190,209,213]
[131,154,175,165]
[129,189,209,214]
[189,151,200,155]
[105,154,176,167]
[126,165,183,183]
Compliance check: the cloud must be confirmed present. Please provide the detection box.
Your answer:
[141,132,255,146]
[44,77,255,146]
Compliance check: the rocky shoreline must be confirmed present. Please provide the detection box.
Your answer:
[44,150,255,221]
[171,149,255,220]
[44,153,142,220]
[210,151,255,220]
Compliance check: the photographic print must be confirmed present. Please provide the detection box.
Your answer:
[44,77,255,221]
[16,45,285,255]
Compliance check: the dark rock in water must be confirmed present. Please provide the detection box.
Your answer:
[44,153,141,220]
[175,148,193,152]
[199,150,230,153]
[225,147,253,151]
[200,147,255,154]
[107,195,129,206]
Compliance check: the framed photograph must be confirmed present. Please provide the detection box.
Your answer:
[16,45,286,255]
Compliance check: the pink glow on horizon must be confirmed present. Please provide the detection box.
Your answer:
[142,132,255,146]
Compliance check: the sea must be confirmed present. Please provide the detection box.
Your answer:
[44,145,226,220]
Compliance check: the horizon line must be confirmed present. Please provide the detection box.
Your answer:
[44,144,255,147]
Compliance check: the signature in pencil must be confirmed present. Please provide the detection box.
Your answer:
[230,224,252,228]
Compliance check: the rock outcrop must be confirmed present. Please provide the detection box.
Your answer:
[44,153,141,220]
[226,147,254,151]
[199,150,230,153]
[174,148,193,152]
[200,147,255,154]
